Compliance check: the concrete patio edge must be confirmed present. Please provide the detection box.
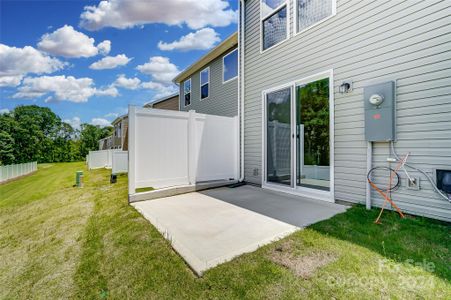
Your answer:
[129,179,238,203]
[132,201,299,276]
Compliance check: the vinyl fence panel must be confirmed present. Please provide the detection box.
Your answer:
[112,151,128,174]
[88,150,117,169]
[0,161,37,183]
[128,107,238,194]
[193,113,238,182]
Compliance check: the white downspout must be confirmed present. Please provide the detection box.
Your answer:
[238,0,245,182]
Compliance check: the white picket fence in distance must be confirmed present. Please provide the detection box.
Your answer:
[87,149,118,169]
[0,161,37,183]
[128,107,238,194]
[112,151,128,174]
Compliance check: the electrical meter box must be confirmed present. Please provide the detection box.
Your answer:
[364,81,395,141]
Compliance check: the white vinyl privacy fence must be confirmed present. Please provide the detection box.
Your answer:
[128,107,238,194]
[87,149,117,170]
[0,162,37,183]
[112,151,128,174]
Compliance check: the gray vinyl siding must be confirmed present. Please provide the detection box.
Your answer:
[179,47,238,117]
[242,0,451,221]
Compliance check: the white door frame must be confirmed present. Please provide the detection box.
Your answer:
[261,69,335,203]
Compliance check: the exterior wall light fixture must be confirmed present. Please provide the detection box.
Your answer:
[339,81,353,94]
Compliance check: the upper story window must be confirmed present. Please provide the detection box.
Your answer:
[200,67,209,99]
[114,123,121,137]
[184,79,191,106]
[261,0,287,51]
[223,49,238,83]
[297,0,334,33]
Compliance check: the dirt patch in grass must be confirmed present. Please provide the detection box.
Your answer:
[269,240,338,279]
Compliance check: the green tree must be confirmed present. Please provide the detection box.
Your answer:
[0,105,113,165]
[0,131,15,165]
[79,124,112,157]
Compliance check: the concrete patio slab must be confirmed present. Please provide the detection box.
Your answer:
[201,185,349,228]
[132,192,298,276]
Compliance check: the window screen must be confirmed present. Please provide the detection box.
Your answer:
[263,6,287,50]
[297,0,333,32]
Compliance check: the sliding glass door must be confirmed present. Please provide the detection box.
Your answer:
[264,72,332,196]
[266,87,292,186]
[296,78,330,191]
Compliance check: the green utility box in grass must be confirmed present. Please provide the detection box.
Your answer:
[75,171,83,187]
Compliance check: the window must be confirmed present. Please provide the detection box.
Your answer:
[223,49,238,83]
[297,0,334,33]
[184,79,191,106]
[115,123,121,138]
[261,0,287,51]
[200,67,209,99]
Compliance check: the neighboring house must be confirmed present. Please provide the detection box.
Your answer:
[98,136,113,150]
[173,32,238,117]
[111,115,128,150]
[143,93,179,111]
[99,115,128,150]
[238,0,451,221]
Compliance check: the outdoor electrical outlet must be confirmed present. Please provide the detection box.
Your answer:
[253,168,259,176]
[406,177,420,190]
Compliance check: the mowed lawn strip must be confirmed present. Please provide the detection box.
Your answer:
[1,163,450,299]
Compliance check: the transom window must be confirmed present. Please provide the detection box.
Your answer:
[184,78,191,106]
[223,49,238,83]
[261,0,287,51]
[297,0,334,33]
[200,67,209,99]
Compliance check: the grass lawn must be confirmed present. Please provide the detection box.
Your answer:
[1,162,450,299]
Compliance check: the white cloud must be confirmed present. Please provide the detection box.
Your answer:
[158,28,220,51]
[110,74,176,98]
[91,118,111,127]
[0,108,10,115]
[95,85,119,97]
[13,75,118,103]
[80,0,237,31]
[37,25,110,58]
[89,54,131,70]
[136,56,179,84]
[104,112,119,118]
[141,81,178,99]
[113,74,141,89]
[0,75,23,87]
[0,44,64,85]
[97,40,111,55]
[104,107,127,119]
[63,116,81,130]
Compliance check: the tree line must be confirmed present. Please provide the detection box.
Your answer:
[0,105,113,165]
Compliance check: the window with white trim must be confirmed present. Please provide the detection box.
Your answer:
[223,49,238,83]
[261,0,288,51]
[200,67,209,99]
[297,0,333,33]
[184,79,191,106]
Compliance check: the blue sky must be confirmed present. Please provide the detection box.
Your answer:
[0,0,237,128]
